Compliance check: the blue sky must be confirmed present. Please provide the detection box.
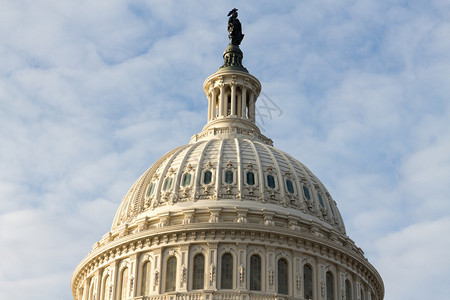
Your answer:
[1,1,449,299]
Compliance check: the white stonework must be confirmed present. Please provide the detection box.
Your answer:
[72,34,384,300]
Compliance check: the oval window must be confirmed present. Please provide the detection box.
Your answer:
[225,170,233,184]
[246,172,255,186]
[204,170,212,185]
[267,174,276,189]
[182,173,191,187]
[286,179,294,194]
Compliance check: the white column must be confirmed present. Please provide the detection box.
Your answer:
[249,92,255,121]
[218,85,225,117]
[231,84,236,115]
[211,88,217,119]
[241,87,247,118]
[207,94,212,122]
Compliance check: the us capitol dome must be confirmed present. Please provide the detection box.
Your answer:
[72,9,384,300]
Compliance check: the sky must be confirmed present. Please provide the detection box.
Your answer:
[1,0,449,299]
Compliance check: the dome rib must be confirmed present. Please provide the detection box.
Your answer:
[258,142,286,204]
[111,146,185,230]
[272,146,302,207]
[234,138,243,198]
[192,140,212,199]
[214,139,225,198]
[244,138,265,200]
[173,140,204,199]
[154,145,189,204]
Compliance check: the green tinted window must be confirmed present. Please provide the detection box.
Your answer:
[163,177,173,191]
[246,172,255,185]
[204,171,212,184]
[182,173,191,187]
[303,186,311,200]
[286,180,294,194]
[225,170,233,184]
[267,175,275,189]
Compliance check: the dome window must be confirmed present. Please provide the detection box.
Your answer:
[303,185,311,200]
[318,193,325,208]
[182,173,192,187]
[286,179,295,194]
[246,171,255,186]
[304,264,313,299]
[146,182,156,198]
[329,202,336,217]
[225,170,234,184]
[204,170,213,185]
[249,254,261,291]
[267,174,276,189]
[326,271,334,300]
[163,177,173,191]
[277,258,288,295]
[192,254,205,290]
[221,253,233,289]
[118,267,129,299]
[165,256,177,292]
[345,280,352,300]
[141,261,151,296]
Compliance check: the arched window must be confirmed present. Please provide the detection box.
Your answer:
[192,254,205,290]
[225,170,233,184]
[246,171,255,185]
[182,173,192,187]
[221,253,233,289]
[267,175,276,189]
[286,179,294,194]
[277,258,288,295]
[141,261,151,296]
[345,280,352,300]
[118,267,128,300]
[326,271,334,300]
[204,171,212,185]
[163,177,173,191]
[165,256,177,292]
[249,254,261,291]
[361,288,365,300]
[304,264,313,299]
[303,185,311,200]
[101,274,110,300]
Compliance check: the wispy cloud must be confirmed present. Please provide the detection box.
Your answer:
[0,1,449,299]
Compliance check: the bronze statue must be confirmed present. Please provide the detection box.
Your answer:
[227,8,244,46]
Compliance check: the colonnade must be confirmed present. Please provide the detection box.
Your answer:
[206,80,257,122]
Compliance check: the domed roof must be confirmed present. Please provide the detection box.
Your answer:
[73,15,384,300]
[110,39,348,238]
[112,137,346,234]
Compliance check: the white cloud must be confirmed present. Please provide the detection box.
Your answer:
[375,218,450,300]
[0,1,449,299]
